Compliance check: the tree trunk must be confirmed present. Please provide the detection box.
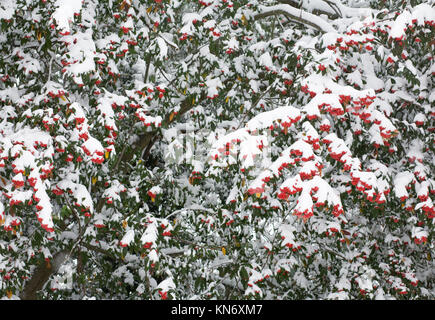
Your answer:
[20,250,68,300]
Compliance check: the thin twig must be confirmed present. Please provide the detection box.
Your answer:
[236,81,276,130]
[172,235,223,251]
[47,55,54,83]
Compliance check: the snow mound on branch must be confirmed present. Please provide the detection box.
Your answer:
[96,90,128,131]
[278,175,344,218]
[103,180,127,204]
[181,13,202,35]
[303,94,342,119]
[207,129,269,171]
[157,277,175,294]
[82,137,104,157]
[0,127,55,232]
[34,185,54,232]
[0,0,16,20]
[246,105,301,132]
[61,30,97,78]
[141,221,158,249]
[52,0,82,32]
[278,175,303,199]
[56,180,94,213]
[205,78,223,99]
[247,170,273,195]
[302,74,375,98]
[258,4,335,33]
[259,52,274,71]
[278,224,297,248]
[389,4,435,40]
[120,230,135,247]
[393,171,415,201]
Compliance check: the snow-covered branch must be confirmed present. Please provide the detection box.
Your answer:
[255,4,336,33]
[276,0,342,19]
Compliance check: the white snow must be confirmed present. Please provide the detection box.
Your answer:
[52,0,82,33]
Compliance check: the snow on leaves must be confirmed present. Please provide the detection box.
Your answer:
[60,30,97,83]
[81,137,105,164]
[205,78,223,100]
[389,3,435,41]
[157,277,175,300]
[141,218,158,251]
[55,179,94,215]
[119,229,135,248]
[0,0,434,301]
[0,0,17,20]
[246,105,301,133]
[52,0,83,34]
[103,179,127,206]
[0,128,55,232]
[208,129,268,172]
[209,76,409,220]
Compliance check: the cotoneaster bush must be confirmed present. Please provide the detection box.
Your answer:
[0,0,433,300]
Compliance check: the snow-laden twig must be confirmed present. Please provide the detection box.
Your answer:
[255,4,336,33]
[172,235,223,251]
[324,0,343,17]
[277,0,342,18]
[46,54,54,84]
[328,0,375,18]
[236,80,277,130]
